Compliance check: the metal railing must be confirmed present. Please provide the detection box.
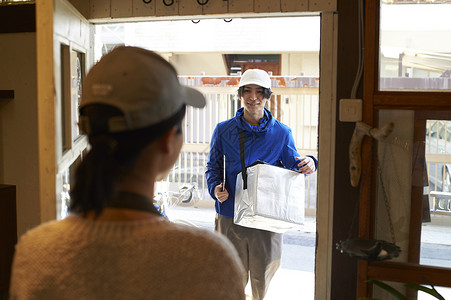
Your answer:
[429,191,451,214]
[156,76,319,215]
[425,120,451,215]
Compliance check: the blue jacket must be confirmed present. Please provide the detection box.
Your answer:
[206,108,318,218]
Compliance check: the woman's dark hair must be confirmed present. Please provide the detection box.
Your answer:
[237,86,272,99]
[70,104,186,215]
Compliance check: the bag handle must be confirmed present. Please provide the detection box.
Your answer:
[238,128,247,190]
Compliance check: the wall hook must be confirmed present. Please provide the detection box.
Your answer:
[197,0,208,5]
[224,19,232,22]
[192,20,200,24]
[142,0,152,3]
[163,0,174,6]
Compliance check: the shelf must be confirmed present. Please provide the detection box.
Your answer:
[0,90,14,100]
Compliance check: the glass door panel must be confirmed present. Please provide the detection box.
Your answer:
[375,110,451,268]
[379,1,451,91]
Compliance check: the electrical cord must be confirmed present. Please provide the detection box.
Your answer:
[350,0,364,99]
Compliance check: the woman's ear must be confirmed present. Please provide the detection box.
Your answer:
[159,126,180,154]
[154,126,182,180]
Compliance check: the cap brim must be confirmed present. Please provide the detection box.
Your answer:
[182,86,206,108]
[238,79,271,89]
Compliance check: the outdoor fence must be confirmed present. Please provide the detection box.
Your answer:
[425,120,451,215]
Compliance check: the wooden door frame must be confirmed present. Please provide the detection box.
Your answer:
[358,0,451,298]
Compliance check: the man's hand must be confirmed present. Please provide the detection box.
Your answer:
[295,156,316,174]
[214,183,229,203]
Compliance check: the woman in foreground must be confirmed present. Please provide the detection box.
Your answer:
[9,46,245,300]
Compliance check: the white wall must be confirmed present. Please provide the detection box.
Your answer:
[95,17,321,77]
[119,17,320,53]
[168,52,319,76]
[281,52,319,76]
[169,53,228,75]
[0,33,41,236]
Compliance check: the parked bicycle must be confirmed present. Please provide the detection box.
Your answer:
[153,183,199,227]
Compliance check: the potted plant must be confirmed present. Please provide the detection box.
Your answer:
[361,279,446,300]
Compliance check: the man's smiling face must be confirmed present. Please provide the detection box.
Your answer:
[241,84,268,116]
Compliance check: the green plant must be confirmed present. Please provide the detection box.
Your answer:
[360,279,446,300]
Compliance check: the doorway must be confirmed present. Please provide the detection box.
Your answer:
[93,16,320,299]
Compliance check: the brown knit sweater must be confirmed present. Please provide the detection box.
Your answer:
[9,216,245,300]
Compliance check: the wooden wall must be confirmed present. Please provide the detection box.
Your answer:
[69,0,336,21]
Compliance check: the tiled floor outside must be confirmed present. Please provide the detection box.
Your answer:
[165,204,316,300]
[166,203,451,300]
[253,269,314,300]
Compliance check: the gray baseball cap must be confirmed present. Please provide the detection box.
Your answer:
[79,46,206,134]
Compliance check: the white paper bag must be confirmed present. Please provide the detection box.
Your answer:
[234,162,305,233]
